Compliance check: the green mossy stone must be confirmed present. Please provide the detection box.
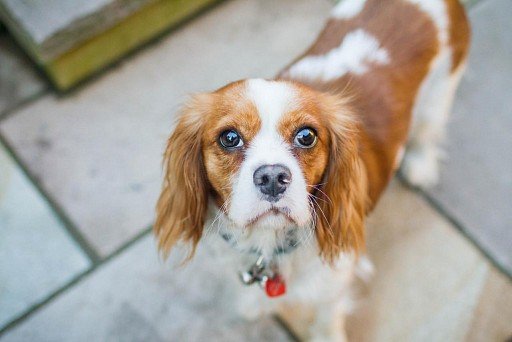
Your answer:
[0,0,220,90]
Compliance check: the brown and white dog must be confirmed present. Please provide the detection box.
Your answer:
[155,0,470,340]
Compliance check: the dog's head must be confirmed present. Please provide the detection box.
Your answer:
[155,79,367,262]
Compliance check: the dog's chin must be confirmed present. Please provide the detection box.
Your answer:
[226,197,312,230]
[242,204,312,230]
[248,209,294,229]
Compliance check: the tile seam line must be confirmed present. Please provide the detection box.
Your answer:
[0,88,49,123]
[273,314,301,342]
[0,225,153,338]
[398,175,512,282]
[0,133,101,264]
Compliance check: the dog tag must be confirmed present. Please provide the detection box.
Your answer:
[239,256,265,285]
[265,274,286,297]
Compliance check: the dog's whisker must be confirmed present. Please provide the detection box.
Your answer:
[205,198,231,237]
[310,187,334,207]
[308,192,330,206]
[309,194,335,241]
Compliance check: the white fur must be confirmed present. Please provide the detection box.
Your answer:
[394,145,406,170]
[405,0,449,44]
[401,1,464,188]
[227,79,312,258]
[402,59,465,188]
[331,0,367,19]
[286,29,390,82]
[204,222,368,341]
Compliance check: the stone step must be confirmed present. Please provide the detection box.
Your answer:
[0,0,220,90]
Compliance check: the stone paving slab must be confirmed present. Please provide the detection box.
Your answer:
[426,0,512,276]
[0,144,90,331]
[0,235,292,342]
[0,0,149,59]
[346,181,512,341]
[0,0,331,257]
[281,182,512,341]
[4,181,510,341]
[465,265,512,341]
[0,34,46,116]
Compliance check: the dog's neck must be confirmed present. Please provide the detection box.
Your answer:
[204,203,313,261]
[219,226,301,258]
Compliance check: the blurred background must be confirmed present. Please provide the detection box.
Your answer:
[0,0,510,340]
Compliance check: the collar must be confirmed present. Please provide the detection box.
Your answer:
[220,228,300,256]
[220,229,299,298]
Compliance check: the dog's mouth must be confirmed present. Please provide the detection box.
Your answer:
[246,206,295,227]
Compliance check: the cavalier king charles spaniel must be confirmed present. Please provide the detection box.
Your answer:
[155,0,470,340]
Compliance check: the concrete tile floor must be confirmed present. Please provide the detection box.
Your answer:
[3,182,511,341]
[425,0,512,276]
[0,34,47,116]
[0,145,90,329]
[346,182,511,342]
[0,235,292,342]
[0,0,511,340]
[281,182,512,341]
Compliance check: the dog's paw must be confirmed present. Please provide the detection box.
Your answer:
[401,146,440,189]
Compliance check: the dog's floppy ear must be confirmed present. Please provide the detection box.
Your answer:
[315,94,368,263]
[154,94,212,260]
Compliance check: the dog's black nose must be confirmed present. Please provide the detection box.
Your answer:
[253,164,292,202]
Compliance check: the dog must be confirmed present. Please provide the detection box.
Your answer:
[155,0,470,340]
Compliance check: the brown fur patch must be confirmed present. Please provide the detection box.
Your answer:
[311,93,368,262]
[202,82,261,205]
[277,0,470,260]
[155,82,262,258]
[269,83,367,262]
[154,94,213,259]
[280,0,444,205]
[446,0,471,71]
[276,84,330,188]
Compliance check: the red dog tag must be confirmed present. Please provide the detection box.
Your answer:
[265,275,286,297]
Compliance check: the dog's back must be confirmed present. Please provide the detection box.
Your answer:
[280,0,470,205]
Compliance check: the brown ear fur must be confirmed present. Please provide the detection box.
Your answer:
[154,95,212,259]
[315,95,368,263]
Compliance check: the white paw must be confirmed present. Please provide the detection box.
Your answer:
[400,147,440,189]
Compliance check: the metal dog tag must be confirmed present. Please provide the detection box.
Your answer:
[239,256,286,297]
[239,256,266,285]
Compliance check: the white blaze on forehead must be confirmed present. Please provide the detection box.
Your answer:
[405,0,449,44]
[286,29,390,82]
[246,79,297,129]
[331,0,367,19]
[244,79,298,166]
[227,79,311,228]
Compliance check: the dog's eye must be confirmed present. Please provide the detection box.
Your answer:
[294,127,317,148]
[219,130,244,149]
